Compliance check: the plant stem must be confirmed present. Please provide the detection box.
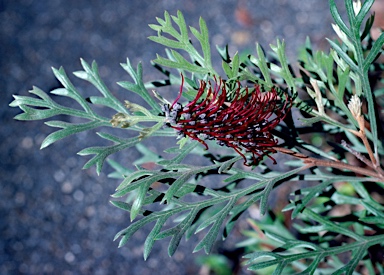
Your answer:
[359,130,377,166]
[341,140,374,169]
[346,0,379,163]
[349,115,384,175]
[273,147,384,180]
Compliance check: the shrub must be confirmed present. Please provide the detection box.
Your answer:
[10,0,384,273]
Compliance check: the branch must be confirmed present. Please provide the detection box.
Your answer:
[273,147,384,181]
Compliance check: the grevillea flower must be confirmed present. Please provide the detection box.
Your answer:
[162,76,290,165]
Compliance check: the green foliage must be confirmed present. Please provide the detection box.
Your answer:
[10,0,384,274]
[148,11,218,77]
[196,254,232,275]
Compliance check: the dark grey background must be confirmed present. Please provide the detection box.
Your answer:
[2,0,338,274]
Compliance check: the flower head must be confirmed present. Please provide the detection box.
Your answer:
[163,76,290,165]
[348,94,362,119]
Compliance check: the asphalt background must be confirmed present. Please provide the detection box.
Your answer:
[0,0,356,274]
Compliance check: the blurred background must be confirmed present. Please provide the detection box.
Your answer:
[3,0,382,274]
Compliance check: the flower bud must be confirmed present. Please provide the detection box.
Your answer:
[348,94,362,119]
[353,0,361,16]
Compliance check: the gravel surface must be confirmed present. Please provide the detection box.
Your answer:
[2,0,340,274]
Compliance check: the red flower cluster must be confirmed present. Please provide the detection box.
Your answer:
[162,76,290,165]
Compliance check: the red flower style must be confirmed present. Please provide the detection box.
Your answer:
[162,76,290,165]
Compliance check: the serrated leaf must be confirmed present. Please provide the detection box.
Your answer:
[217,156,241,174]
[114,170,153,191]
[74,59,127,113]
[131,183,151,221]
[336,65,350,100]
[114,213,160,247]
[327,39,359,72]
[162,172,193,203]
[144,217,169,260]
[113,170,182,197]
[223,52,240,79]
[168,211,200,256]
[148,35,183,50]
[14,105,60,120]
[194,198,236,254]
[260,167,303,215]
[52,66,95,114]
[154,53,210,74]
[353,0,374,30]
[361,200,384,219]
[41,120,106,149]
[78,134,141,175]
[192,16,212,67]
[329,0,352,38]
[10,89,51,108]
[159,140,198,165]
[364,32,384,71]
[298,116,323,126]
[149,10,218,77]
[255,43,273,87]
[118,59,162,113]
[359,216,384,224]
[291,180,332,219]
